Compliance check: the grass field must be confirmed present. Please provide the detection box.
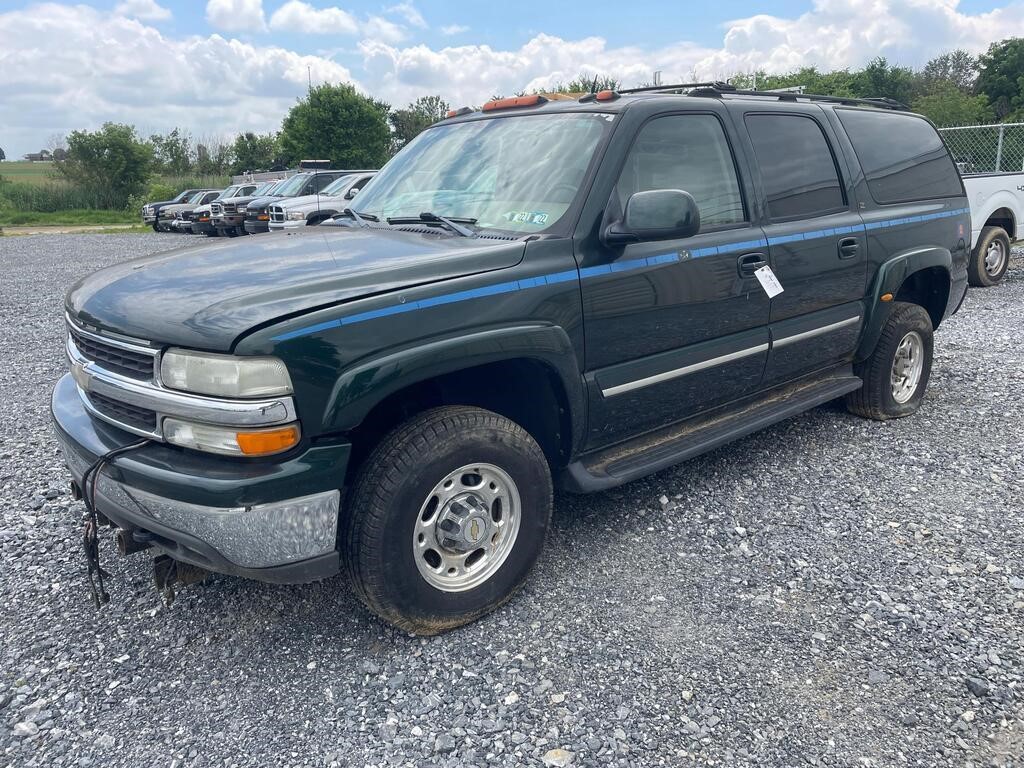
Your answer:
[0,209,136,227]
[0,160,57,185]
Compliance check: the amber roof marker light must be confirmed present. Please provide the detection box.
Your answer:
[445,106,474,119]
[481,94,549,112]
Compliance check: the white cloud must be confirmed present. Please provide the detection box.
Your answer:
[5,0,1024,158]
[362,15,407,44]
[0,3,355,157]
[205,0,266,33]
[113,0,171,21]
[440,24,468,36]
[388,2,426,29]
[269,0,358,35]
[269,1,407,42]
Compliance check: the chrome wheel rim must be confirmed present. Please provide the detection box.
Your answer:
[984,240,1006,276]
[890,331,924,404]
[413,463,521,592]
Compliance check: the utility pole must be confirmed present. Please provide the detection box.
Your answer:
[307,65,312,93]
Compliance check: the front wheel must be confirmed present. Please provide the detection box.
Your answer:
[968,226,1011,287]
[343,407,552,634]
[846,301,933,420]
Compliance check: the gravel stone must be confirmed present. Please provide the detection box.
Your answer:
[1,234,1023,767]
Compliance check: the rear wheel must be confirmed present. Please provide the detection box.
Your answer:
[343,406,552,634]
[846,302,933,420]
[151,223,160,233]
[968,226,1011,287]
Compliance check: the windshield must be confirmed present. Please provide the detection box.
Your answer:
[352,112,613,233]
[252,181,279,196]
[216,185,240,200]
[173,189,195,203]
[274,174,311,197]
[187,191,205,204]
[321,175,355,196]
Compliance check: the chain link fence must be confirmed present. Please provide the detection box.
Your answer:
[938,123,1024,175]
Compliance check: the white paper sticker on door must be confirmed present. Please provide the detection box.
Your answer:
[754,265,784,298]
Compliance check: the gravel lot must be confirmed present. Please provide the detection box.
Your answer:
[1,233,1022,767]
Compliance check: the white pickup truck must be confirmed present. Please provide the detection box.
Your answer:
[962,172,1024,286]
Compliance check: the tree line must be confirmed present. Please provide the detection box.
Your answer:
[6,38,1023,212]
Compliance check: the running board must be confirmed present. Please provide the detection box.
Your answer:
[563,369,862,492]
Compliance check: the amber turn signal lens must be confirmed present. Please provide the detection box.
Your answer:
[258,214,269,221]
[236,425,300,456]
[880,293,894,302]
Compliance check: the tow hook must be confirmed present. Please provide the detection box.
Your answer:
[114,528,151,556]
[152,554,209,606]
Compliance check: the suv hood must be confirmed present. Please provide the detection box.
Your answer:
[276,192,339,210]
[67,228,526,351]
[245,194,284,212]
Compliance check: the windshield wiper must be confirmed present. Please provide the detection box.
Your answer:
[338,207,379,227]
[387,212,478,238]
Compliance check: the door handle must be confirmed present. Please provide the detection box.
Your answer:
[737,252,768,278]
[838,237,860,259]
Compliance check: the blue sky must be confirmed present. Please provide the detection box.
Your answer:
[1,0,1023,157]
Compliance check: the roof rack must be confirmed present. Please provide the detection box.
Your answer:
[687,85,909,110]
[618,81,736,95]
[613,81,908,111]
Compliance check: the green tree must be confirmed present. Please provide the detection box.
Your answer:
[541,73,621,94]
[977,38,1024,119]
[912,84,994,126]
[195,141,232,175]
[849,57,921,106]
[388,95,450,153]
[0,146,5,161]
[279,83,390,169]
[55,123,154,207]
[920,50,979,94]
[149,128,192,174]
[230,132,282,173]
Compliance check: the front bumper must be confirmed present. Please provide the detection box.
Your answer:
[192,220,214,234]
[213,215,244,228]
[269,219,306,231]
[244,218,270,234]
[51,374,348,583]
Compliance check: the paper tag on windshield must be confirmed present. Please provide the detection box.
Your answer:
[754,265,784,298]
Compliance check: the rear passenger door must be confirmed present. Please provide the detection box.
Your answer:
[740,111,867,386]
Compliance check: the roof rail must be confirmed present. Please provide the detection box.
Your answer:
[618,81,737,95]
[687,85,909,111]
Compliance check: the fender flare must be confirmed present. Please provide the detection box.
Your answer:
[971,191,1019,243]
[856,246,952,362]
[322,323,587,452]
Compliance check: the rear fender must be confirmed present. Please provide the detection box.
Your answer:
[855,246,952,363]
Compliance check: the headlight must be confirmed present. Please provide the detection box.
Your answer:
[160,349,293,398]
[238,205,247,213]
[287,211,305,221]
[164,418,300,456]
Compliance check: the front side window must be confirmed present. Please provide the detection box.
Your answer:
[837,109,963,204]
[274,174,311,196]
[745,114,846,221]
[616,114,746,230]
[351,112,613,233]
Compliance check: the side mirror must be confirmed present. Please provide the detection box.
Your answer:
[604,189,700,245]
[344,187,359,200]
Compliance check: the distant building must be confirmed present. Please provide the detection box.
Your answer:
[23,149,52,162]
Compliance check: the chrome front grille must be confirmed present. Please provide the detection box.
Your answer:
[210,202,223,216]
[88,391,158,432]
[67,323,156,381]
[269,205,285,223]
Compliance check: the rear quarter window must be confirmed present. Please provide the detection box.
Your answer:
[836,109,963,204]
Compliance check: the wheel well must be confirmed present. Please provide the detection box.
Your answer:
[985,207,1016,240]
[895,266,949,328]
[344,359,573,485]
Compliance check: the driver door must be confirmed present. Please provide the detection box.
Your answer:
[578,110,771,449]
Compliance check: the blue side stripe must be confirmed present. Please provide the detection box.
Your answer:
[272,206,970,340]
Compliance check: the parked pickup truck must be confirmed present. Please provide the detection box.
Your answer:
[243,171,349,234]
[268,172,376,231]
[156,190,221,232]
[187,184,260,237]
[53,84,970,634]
[211,180,280,237]
[961,172,1023,286]
[141,189,203,231]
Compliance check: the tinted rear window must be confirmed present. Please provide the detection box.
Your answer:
[745,114,846,221]
[837,109,963,204]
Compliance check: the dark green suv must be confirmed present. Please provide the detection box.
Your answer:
[53,84,970,633]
